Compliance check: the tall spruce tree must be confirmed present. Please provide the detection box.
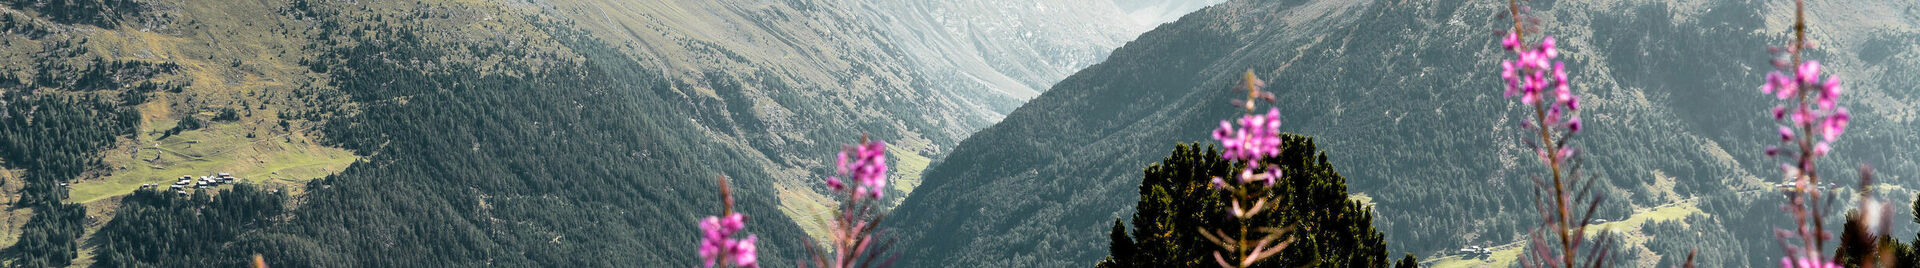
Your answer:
[1096,134,1402,267]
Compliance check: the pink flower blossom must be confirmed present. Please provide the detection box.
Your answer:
[825,177,844,191]
[1815,76,1842,110]
[1502,32,1521,51]
[1764,71,1796,99]
[1500,35,1578,118]
[1213,108,1284,162]
[1779,126,1795,142]
[834,140,889,198]
[1822,108,1850,142]
[1796,61,1821,84]
[1540,37,1558,58]
[733,235,759,268]
[699,214,758,268]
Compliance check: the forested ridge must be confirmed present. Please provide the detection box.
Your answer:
[118,1,811,266]
[4,0,824,266]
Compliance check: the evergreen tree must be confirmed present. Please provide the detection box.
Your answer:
[1396,254,1419,268]
[1096,135,1401,267]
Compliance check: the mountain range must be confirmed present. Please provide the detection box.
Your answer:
[884,0,1920,266]
[0,0,1213,266]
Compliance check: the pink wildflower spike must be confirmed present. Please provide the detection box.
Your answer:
[733,235,759,268]
[1210,177,1229,190]
[1766,72,1796,99]
[1213,120,1232,139]
[1567,116,1582,133]
[1779,126,1795,142]
[1797,61,1821,84]
[1823,108,1849,142]
[826,177,844,191]
[1212,108,1284,161]
[835,152,850,175]
[1264,165,1281,186]
[1822,76,1843,98]
[1791,108,1811,126]
[1502,61,1517,79]
[1503,32,1521,50]
[1817,77,1842,110]
[1764,146,1780,156]
[722,214,745,233]
[1814,142,1831,156]
[1541,36,1558,58]
[1566,97,1579,111]
[1545,107,1562,126]
[1229,201,1245,218]
[1772,106,1787,121]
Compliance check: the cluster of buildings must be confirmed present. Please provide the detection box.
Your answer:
[1775,181,1839,190]
[1456,246,1493,259]
[139,172,240,195]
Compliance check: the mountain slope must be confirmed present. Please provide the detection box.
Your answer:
[0,0,1194,266]
[529,0,1194,241]
[885,0,1920,266]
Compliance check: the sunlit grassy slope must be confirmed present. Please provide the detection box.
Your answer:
[35,0,360,207]
[1425,199,1704,268]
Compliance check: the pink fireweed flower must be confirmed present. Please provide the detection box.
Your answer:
[834,140,889,198]
[1817,76,1843,110]
[698,177,759,268]
[1796,61,1821,84]
[1540,37,1558,58]
[1822,108,1849,142]
[1503,32,1521,50]
[1791,108,1812,126]
[803,136,901,268]
[1779,126,1795,142]
[1764,71,1796,99]
[1500,35,1577,120]
[825,177,845,191]
[1213,108,1284,162]
[699,214,757,268]
[732,235,758,267]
